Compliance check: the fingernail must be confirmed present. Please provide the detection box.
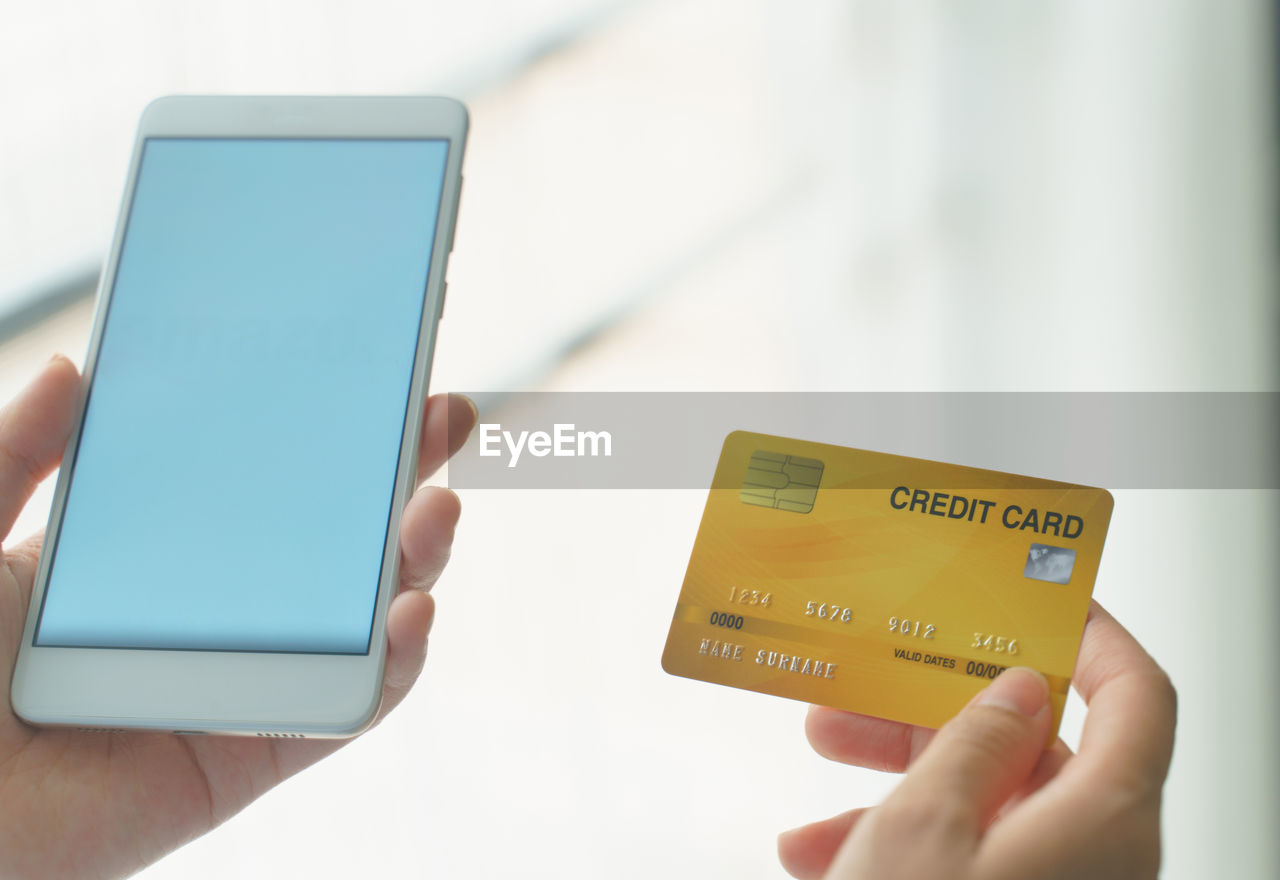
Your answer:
[455,393,478,423]
[975,667,1049,718]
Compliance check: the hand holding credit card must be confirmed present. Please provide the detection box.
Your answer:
[662,431,1114,739]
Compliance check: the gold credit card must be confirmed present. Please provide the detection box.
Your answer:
[661,431,1114,737]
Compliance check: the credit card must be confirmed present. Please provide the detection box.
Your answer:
[661,431,1114,738]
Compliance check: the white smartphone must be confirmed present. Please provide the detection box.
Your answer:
[10,95,467,737]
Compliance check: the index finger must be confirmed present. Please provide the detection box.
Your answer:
[805,705,936,773]
[1071,601,1177,795]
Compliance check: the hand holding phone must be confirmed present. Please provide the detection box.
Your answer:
[0,356,475,878]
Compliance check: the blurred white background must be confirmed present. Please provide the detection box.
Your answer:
[0,1,1274,877]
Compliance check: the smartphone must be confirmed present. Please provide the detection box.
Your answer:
[10,96,467,737]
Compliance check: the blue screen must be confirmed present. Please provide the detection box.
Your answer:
[34,137,449,653]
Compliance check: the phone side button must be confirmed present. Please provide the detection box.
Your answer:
[438,282,448,319]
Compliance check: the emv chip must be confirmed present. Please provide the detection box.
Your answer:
[739,449,823,513]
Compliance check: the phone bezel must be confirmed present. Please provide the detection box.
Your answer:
[10,95,467,737]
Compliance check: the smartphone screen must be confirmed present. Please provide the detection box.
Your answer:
[33,137,449,654]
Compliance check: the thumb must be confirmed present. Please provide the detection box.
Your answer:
[897,667,1052,825]
[0,355,80,542]
[827,668,1051,876]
